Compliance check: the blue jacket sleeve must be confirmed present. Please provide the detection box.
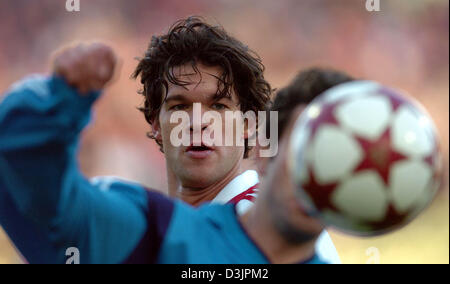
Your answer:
[0,75,148,264]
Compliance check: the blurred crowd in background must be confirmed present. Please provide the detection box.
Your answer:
[0,0,448,264]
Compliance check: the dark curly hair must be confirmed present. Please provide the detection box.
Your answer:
[132,16,273,158]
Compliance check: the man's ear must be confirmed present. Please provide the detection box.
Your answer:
[243,113,257,141]
[255,142,270,177]
[150,117,163,147]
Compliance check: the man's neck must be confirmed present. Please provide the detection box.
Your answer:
[167,162,244,207]
[240,199,317,264]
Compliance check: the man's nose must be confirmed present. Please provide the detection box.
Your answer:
[190,124,209,132]
[188,103,210,133]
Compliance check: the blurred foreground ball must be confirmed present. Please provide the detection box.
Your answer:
[289,81,443,236]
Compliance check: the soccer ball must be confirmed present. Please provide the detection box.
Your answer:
[288,81,443,236]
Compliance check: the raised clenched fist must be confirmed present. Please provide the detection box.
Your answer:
[53,42,117,95]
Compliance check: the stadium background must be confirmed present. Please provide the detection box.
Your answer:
[0,0,448,264]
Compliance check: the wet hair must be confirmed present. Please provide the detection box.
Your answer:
[133,16,273,157]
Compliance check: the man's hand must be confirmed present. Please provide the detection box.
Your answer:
[53,42,117,95]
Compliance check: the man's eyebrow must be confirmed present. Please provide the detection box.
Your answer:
[213,95,233,102]
[164,94,187,103]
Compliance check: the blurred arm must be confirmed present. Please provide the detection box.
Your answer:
[0,75,148,263]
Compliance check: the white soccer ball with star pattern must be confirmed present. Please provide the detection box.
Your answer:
[288,81,443,236]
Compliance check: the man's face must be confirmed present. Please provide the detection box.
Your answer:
[155,63,245,189]
[262,106,323,243]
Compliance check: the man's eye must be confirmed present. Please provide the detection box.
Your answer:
[170,104,188,111]
[212,103,227,110]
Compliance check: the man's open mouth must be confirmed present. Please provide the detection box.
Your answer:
[186,145,213,152]
[185,144,214,159]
